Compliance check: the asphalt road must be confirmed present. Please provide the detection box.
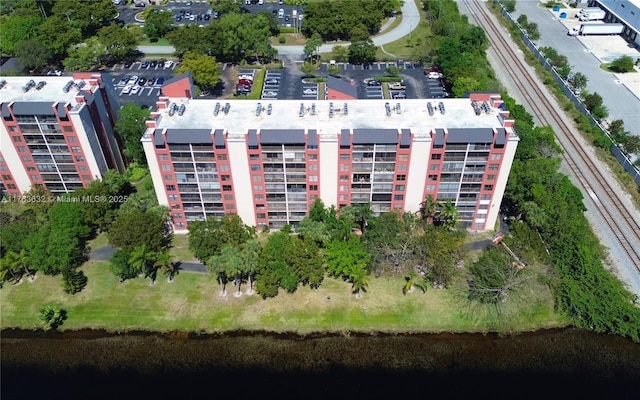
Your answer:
[90,244,208,273]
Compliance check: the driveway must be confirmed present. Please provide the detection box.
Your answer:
[89,244,207,274]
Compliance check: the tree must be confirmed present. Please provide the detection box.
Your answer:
[129,244,157,285]
[290,236,324,289]
[206,247,237,297]
[241,239,262,295]
[590,105,609,121]
[610,55,635,73]
[39,305,67,329]
[114,103,150,164]
[188,215,254,263]
[98,24,137,59]
[516,14,528,27]
[436,200,459,230]
[0,254,22,284]
[620,135,640,156]
[583,92,603,112]
[503,0,516,13]
[325,236,370,296]
[569,72,588,91]
[350,267,370,298]
[420,195,438,224]
[61,267,88,294]
[0,14,44,55]
[403,270,427,295]
[332,45,349,62]
[15,39,51,70]
[37,15,82,58]
[304,33,322,64]
[109,249,136,283]
[6,249,34,282]
[108,209,170,253]
[348,35,376,65]
[154,251,177,283]
[144,9,174,40]
[63,37,103,72]
[175,51,221,90]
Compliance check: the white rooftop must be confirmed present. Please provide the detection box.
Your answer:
[0,76,93,104]
[153,98,507,134]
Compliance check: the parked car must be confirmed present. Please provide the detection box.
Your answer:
[155,77,165,85]
[131,85,141,95]
[204,14,210,20]
[426,71,443,79]
[263,91,278,97]
[237,84,252,90]
[140,60,149,68]
[127,75,139,85]
[303,88,318,95]
[123,61,132,68]
[175,15,182,22]
[265,78,279,85]
[238,79,253,86]
[138,77,147,86]
[238,75,253,81]
[164,60,173,69]
[149,61,157,68]
[147,77,156,86]
[122,85,133,94]
[367,80,381,86]
[135,2,145,7]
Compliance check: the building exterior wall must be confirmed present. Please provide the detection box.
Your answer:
[142,96,517,233]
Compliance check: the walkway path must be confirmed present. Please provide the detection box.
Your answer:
[89,245,208,273]
[137,0,421,59]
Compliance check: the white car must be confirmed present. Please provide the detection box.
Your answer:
[164,60,173,69]
[427,71,443,79]
[303,88,318,95]
[131,85,141,95]
[122,85,132,94]
[127,75,139,85]
[239,74,253,81]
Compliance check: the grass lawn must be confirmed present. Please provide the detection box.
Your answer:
[138,38,172,46]
[0,259,570,334]
[377,0,434,60]
[170,234,197,263]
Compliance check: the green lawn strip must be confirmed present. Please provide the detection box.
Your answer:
[1,260,569,334]
[169,233,197,263]
[377,0,433,60]
[138,38,172,46]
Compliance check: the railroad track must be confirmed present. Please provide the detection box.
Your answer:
[462,0,640,271]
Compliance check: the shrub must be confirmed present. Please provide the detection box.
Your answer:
[503,0,516,13]
[39,305,67,329]
[124,162,149,183]
[278,36,286,44]
[609,56,635,73]
[62,268,88,294]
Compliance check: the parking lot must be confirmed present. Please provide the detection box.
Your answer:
[109,60,178,107]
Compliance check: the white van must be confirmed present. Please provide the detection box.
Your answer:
[292,9,297,17]
[278,9,284,18]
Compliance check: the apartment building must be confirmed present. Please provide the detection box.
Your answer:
[143,77,518,233]
[0,73,124,196]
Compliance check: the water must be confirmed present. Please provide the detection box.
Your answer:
[2,327,639,399]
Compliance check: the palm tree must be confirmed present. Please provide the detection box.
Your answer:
[350,269,370,299]
[437,200,459,230]
[129,245,156,285]
[402,270,427,295]
[16,249,35,282]
[154,252,177,283]
[0,256,21,284]
[207,247,239,297]
[420,195,438,224]
[242,239,262,295]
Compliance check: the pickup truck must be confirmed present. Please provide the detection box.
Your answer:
[388,82,406,90]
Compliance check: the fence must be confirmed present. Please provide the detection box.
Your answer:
[496,1,640,187]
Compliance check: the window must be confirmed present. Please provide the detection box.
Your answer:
[68,136,76,142]
[12,136,22,142]
[308,175,318,182]
[171,204,181,209]
[79,166,88,171]
[340,174,349,181]
[164,175,173,180]
[257,213,266,219]
[173,213,183,219]
[308,154,318,161]
[256,204,265,210]
[250,154,259,160]
[161,164,171,171]
[26,166,35,171]
[8,126,17,132]
[22,156,32,162]
[225,204,235,210]
[398,154,409,161]
[166,185,176,191]
[489,164,499,170]
[340,164,349,171]
[481,195,490,201]
[75,156,84,162]
[490,154,501,160]
[396,174,406,181]
[17,146,27,152]
[224,194,233,201]
[251,164,261,171]
[168,194,178,201]
[398,164,407,171]
[426,185,436,191]
[394,194,404,201]
[2,174,12,180]
[395,185,405,191]
[219,165,229,171]
[340,154,350,161]
[218,154,227,160]
[253,185,263,191]
[71,146,81,153]
[63,126,73,132]
[252,175,262,182]
[309,185,318,191]
[176,222,185,228]
[339,194,348,201]
[7,184,16,189]
[221,175,231,181]
[484,185,494,191]
[255,194,264,201]
[159,154,169,160]
[222,185,232,191]
[431,154,441,160]
[339,185,348,192]
[429,164,440,171]
[487,175,496,181]
[82,175,91,180]
[428,175,438,181]
[308,164,318,171]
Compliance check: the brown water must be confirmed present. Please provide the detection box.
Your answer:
[2,327,639,399]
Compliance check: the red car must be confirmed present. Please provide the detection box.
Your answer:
[238,79,253,86]
[424,66,442,75]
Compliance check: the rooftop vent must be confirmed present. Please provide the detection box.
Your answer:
[22,80,35,93]
[0,80,6,90]
[76,80,86,90]
[438,102,445,115]
[299,103,305,117]
[427,102,434,116]
[329,102,334,118]
[310,103,316,115]
[482,101,491,113]
[214,102,221,116]
[396,103,401,114]
[343,102,348,116]
[223,103,230,115]
[267,104,272,115]
[168,103,177,116]
[177,104,186,116]
[256,102,262,116]
[35,81,46,91]
[471,100,481,116]
[385,102,391,117]
[63,80,74,93]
